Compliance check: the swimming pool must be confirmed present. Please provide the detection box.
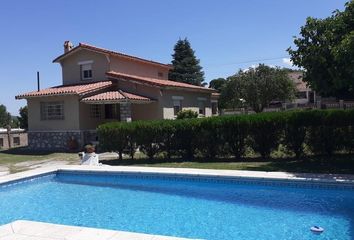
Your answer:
[0,169,354,240]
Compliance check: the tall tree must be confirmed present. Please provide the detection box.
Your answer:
[220,65,296,112]
[209,78,226,91]
[169,38,205,86]
[288,1,354,98]
[18,106,28,129]
[0,104,11,128]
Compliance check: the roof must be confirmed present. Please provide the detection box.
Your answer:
[81,90,152,103]
[16,81,113,99]
[53,43,172,70]
[106,71,216,92]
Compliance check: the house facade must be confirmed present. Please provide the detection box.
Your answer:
[288,71,315,106]
[16,42,218,150]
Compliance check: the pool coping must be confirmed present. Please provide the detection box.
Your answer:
[1,165,354,239]
[1,165,354,187]
[0,220,188,240]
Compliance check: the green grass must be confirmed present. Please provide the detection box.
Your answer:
[101,154,354,174]
[0,147,78,173]
[1,147,354,175]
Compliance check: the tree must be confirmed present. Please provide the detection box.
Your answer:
[0,104,11,128]
[18,106,28,129]
[10,117,20,128]
[169,38,205,86]
[209,78,226,91]
[220,64,296,112]
[288,1,354,98]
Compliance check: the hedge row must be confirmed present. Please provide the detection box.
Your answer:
[97,110,354,160]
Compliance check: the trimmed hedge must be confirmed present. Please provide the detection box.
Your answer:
[97,110,354,159]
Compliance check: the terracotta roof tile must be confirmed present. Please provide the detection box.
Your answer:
[53,43,172,69]
[81,90,151,103]
[106,71,215,92]
[16,81,113,99]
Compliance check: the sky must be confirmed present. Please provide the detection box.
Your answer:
[0,0,348,115]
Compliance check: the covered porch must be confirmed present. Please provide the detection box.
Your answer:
[80,90,156,144]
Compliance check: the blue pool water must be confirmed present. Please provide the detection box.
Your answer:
[0,171,354,240]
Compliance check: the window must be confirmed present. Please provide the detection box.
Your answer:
[105,104,120,120]
[212,102,218,115]
[198,101,205,115]
[173,100,182,116]
[158,72,164,78]
[90,105,101,119]
[0,138,3,147]
[198,97,206,115]
[13,137,20,146]
[81,63,92,80]
[40,101,64,120]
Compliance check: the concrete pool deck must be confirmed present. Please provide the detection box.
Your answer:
[0,165,354,239]
[0,220,187,240]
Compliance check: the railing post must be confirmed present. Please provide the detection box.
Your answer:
[339,100,344,109]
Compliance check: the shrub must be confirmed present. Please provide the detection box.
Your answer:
[176,109,198,119]
[173,119,199,159]
[134,121,164,160]
[196,117,223,158]
[248,113,285,158]
[305,110,350,156]
[282,111,309,158]
[97,109,354,160]
[98,122,128,160]
[221,115,249,159]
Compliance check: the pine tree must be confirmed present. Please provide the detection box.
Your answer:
[169,38,205,86]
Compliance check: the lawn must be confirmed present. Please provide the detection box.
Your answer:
[1,147,354,175]
[101,154,354,174]
[0,148,78,173]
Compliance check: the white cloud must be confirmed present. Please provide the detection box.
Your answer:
[282,58,293,66]
[242,64,276,72]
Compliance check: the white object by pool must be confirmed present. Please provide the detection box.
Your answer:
[80,152,99,166]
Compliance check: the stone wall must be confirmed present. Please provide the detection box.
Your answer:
[28,131,84,151]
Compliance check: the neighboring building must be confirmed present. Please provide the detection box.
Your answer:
[0,128,28,149]
[16,41,218,150]
[288,71,315,105]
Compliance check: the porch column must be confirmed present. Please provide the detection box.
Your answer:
[120,102,132,122]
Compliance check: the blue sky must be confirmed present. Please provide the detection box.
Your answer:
[0,0,347,115]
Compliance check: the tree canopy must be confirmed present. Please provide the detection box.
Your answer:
[18,106,28,129]
[220,65,296,112]
[288,1,354,98]
[0,104,11,128]
[209,78,226,92]
[169,38,205,86]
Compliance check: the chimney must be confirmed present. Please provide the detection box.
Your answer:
[64,41,74,53]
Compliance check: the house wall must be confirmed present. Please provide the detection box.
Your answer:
[0,131,28,149]
[161,89,212,119]
[61,50,110,85]
[109,56,169,80]
[28,95,80,131]
[117,80,164,119]
[60,49,169,85]
[26,95,84,151]
[78,103,108,130]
